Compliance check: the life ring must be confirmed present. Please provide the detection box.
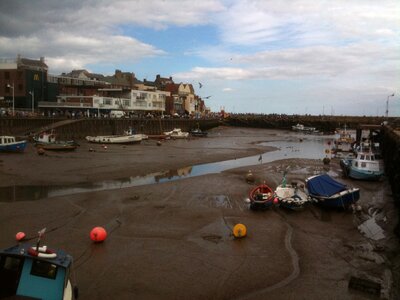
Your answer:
[28,245,57,259]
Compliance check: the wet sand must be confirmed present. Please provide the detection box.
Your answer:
[0,126,398,299]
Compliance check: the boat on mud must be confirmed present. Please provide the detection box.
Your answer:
[190,128,208,137]
[164,128,189,139]
[274,175,309,210]
[86,128,143,144]
[340,151,384,181]
[248,183,275,210]
[34,131,78,151]
[305,174,360,209]
[291,123,318,134]
[0,229,78,300]
[0,136,27,153]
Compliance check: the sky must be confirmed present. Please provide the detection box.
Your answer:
[0,0,399,116]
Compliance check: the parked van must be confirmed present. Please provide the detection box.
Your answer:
[110,110,125,118]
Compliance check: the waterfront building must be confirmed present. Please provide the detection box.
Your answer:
[0,55,48,113]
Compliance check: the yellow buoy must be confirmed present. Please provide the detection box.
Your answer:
[233,223,247,238]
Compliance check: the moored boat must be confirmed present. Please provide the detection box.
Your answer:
[86,128,143,144]
[164,128,189,139]
[249,183,275,210]
[190,128,208,137]
[340,151,384,181]
[34,131,78,151]
[274,177,309,210]
[0,136,27,153]
[305,174,360,209]
[292,123,317,133]
[0,230,78,299]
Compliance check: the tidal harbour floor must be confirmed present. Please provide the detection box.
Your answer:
[0,126,398,299]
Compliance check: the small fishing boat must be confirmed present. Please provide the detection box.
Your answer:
[332,126,355,154]
[0,136,27,153]
[274,175,309,210]
[292,123,317,133]
[86,128,143,144]
[340,151,384,181]
[0,229,78,300]
[248,183,275,210]
[305,174,360,209]
[34,131,79,151]
[190,128,208,137]
[164,128,189,139]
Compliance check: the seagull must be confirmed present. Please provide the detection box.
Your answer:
[204,95,212,99]
[198,82,203,89]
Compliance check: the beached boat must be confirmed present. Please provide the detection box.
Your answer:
[332,126,355,154]
[164,128,189,139]
[0,231,78,299]
[274,176,309,210]
[292,123,317,133]
[34,131,78,151]
[249,183,274,210]
[190,128,208,137]
[305,174,360,209]
[86,128,143,144]
[0,136,27,153]
[340,151,384,181]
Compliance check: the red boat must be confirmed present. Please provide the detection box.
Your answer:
[249,183,275,210]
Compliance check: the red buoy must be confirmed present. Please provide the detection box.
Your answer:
[16,232,26,241]
[273,197,279,205]
[90,227,107,242]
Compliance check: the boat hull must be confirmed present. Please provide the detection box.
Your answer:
[249,184,274,210]
[340,159,383,181]
[309,188,360,208]
[0,140,27,153]
[275,185,309,210]
[86,135,142,144]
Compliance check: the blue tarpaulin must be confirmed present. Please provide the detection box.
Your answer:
[306,174,346,197]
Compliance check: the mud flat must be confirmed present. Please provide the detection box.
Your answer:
[0,126,398,299]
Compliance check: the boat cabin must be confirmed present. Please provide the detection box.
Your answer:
[0,136,17,145]
[0,244,76,300]
[352,152,381,172]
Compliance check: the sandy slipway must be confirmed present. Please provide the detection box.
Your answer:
[0,127,398,299]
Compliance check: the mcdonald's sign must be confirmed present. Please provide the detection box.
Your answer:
[33,74,39,81]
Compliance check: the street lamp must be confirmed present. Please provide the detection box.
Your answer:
[6,83,14,116]
[29,91,34,113]
[385,93,395,118]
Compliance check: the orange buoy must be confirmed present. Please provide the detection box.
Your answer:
[233,223,247,238]
[16,232,26,241]
[90,227,107,242]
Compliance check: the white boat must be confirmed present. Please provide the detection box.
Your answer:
[340,151,384,181]
[291,123,317,133]
[274,175,309,210]
[86,128,143,144]
[163,128,189,139]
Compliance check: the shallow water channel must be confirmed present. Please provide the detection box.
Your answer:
[1,135,333,202]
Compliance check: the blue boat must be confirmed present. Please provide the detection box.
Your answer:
[0,136,27,153]
[0,235,78,299]
[305,174,360,209]
[340,151,384,181]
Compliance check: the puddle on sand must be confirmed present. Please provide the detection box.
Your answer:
[0,136,333,202]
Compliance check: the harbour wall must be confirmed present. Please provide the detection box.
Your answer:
[0,117,221,139]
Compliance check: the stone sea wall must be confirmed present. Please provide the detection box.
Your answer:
[0,117,221,139]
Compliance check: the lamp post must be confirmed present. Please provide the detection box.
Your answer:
[6,83,14,116]
[385,93,395,118]
[29,91,34,113]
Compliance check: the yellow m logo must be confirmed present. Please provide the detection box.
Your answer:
[33,74,39,81]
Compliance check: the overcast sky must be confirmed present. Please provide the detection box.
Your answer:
[1,0,399,115]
